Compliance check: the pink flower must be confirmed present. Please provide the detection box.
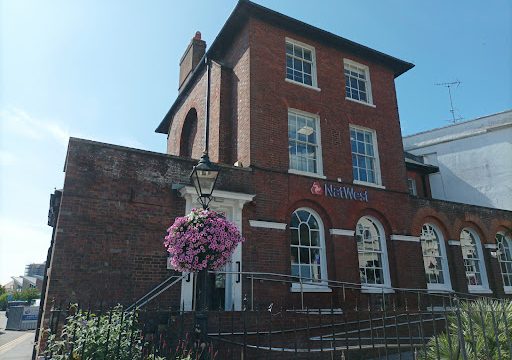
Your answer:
[163,208,244,272]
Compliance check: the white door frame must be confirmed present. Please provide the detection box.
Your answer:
[178,186,254,311]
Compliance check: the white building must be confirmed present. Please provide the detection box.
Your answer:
[403,109,512,211]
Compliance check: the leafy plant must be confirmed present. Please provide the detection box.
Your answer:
[42,305,217,360]
[422,298,512,360]
[43,304,145,360]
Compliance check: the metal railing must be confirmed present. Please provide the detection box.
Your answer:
[38,270,511,359]
[39,296,511,359]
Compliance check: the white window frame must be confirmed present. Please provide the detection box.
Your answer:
[285,38,319,90]
[496,232,512,294]
[343,58,374,107]
[420,223,453,293]
[356,216,392,293]
[289,208,330,292]
[288,108,324,177]
[349,124,383,188]
[460,228,491,294]
[407,178,418,196]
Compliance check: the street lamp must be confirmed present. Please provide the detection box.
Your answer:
[190,152,220,210]
[190,56,220,210]
[191,57,218,356]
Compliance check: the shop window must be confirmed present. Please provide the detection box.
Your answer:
[288,110,323,176]
[290,208,328,290]
[350,126,382,186]
[460,228,490,293]
[286,39,317,88]
[420,224,452,291]
[344,59,373,105]
[356,216,391,290]
[496,232,512,293]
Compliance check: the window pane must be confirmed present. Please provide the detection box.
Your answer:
[291,229,299,245]
[303,49,312,61]
[310,230,319,246]
[286,43,293,55]
[299,223,310,246]
[287,55,293,67]
[303,62,311,74]
[300,248,310,264]
[300,265,311,279]
[294,46,302,57]
[291,265,299,277]
[304,74,312,85]
[291,246,298,263]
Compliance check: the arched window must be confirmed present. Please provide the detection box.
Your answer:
[180,108,198,158]
[290,208,328,289]
[496,232,512,293]
[356,216,391,289]
[460,228,490,293]
[420,224,452,291]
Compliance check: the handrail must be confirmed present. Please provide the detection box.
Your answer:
[126,274,187,312]
[208,270,501,310]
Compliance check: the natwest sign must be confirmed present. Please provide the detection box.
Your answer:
[310,181,368,202]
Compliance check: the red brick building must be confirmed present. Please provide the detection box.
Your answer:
[40,0,511,332]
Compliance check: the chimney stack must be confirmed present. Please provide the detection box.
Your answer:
[179,31,206,91]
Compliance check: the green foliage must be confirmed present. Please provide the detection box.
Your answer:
[0,287,40,310]
[422,298,512,360]
[43,304,217,360]
[0,285,5,296]
[0,293,7,311]
[43,304,146,360]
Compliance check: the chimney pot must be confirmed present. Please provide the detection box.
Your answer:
[194,31,202,40]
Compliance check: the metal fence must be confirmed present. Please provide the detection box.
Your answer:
[38,284,511,359]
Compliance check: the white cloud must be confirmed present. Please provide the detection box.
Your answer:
[0,107,70,146]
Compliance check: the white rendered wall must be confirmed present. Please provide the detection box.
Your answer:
[403,110,512,211]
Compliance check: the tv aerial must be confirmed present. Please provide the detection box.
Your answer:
[435,80,463,123]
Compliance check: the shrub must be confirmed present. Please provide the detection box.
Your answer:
[43,305,145,360]
[42,305,216,360]
[422,298,512,360]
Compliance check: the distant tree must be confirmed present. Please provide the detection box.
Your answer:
[0,285,5,296]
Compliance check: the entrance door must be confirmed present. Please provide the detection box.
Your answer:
[178,187,253,311]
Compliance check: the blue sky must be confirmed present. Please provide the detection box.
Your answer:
[0,0,511,285]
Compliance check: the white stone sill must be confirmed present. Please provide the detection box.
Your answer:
[285,78,321,91]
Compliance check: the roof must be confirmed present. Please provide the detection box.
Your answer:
[404,151,439,174]
[403,109,512,151]
[156,0,414,134]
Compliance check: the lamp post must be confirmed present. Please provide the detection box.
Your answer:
[190,57,219,355]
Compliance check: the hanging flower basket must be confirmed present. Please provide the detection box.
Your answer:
[164,208,244,272]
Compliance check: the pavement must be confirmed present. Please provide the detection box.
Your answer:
[0,311,35,360]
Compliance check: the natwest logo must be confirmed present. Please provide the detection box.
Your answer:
[310,181,369,202]
[310,181,323,195]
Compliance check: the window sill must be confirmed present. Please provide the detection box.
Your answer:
[361,286,394,294]
[427,284,454,293]
[285,78,321,91]
[290,283,332,293]
[353,180,385,189]
[345,97,376,108]
[288,169,326,179]
[504,287,512,295]
[468,287,493,294]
